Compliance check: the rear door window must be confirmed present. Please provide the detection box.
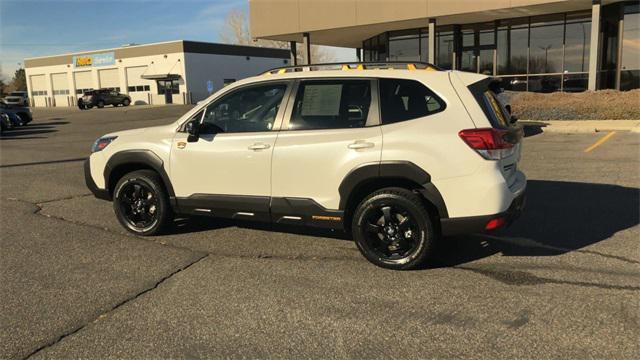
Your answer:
[379,78,445,124]
[288,80,372,130]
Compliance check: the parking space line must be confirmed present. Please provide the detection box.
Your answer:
[584,131,616,153]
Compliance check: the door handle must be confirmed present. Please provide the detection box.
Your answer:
[248,143,271,151]
[347,141,375,150]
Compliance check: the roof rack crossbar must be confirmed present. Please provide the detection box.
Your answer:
[262,61,441,75]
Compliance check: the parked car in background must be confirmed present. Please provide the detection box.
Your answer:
[0,102,33,127]
[3,91,29,106]
[81,89,131,109]
[0,113,12,134]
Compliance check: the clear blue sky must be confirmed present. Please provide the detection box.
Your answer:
[0,0,355,81]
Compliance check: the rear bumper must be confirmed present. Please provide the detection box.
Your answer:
[84,159,110,201]
[440,191,526,236]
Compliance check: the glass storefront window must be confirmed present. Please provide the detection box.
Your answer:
[528,75,561,93]
[529,15,564,74]
[497,20,529,75]
[562,73,588,92]
[420,30,429,62]
[621,7,640,90]
[500,76,528,91]
[389,30,420,61]
[565,12,591,73]
[437,31,454,70]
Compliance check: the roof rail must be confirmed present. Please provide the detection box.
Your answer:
[262,61,442,75]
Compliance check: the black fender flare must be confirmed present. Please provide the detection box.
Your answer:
[103,150,176,199]
[338,161,449,218]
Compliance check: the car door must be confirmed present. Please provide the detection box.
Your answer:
[270,78,382,225]
[170,81,292,221]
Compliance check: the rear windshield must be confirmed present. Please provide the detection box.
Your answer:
[468,78,511,129]
[9,92,24,96]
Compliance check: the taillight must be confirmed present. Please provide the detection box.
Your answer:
[485,217,506,231]
[458,128,516,160]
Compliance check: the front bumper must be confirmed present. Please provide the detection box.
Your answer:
[84,159,110,201]
[440,191,526,236]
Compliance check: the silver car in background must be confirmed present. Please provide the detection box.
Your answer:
[3,91,29,107]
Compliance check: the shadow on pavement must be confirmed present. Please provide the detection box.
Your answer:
[0,120,69,140]
[164,180,639,267]
[434,180,640,266]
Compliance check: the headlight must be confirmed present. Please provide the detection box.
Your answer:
[91,136,117,152]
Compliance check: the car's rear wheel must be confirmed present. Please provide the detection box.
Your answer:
[97,100,105,108]
[113,170,172,236]
[352,187,436,270]
[122,98,130,106]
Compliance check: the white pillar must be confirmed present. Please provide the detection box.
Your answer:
[302,33,311,65]
[428,19,436,64]
[67,68,76,99]
[118,64,128,94]
[46,73,54,107]
[588,0,601,91]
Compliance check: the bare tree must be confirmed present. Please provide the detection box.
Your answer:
[219,9,334,64]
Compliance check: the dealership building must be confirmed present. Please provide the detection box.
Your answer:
[24,40,290,107]
[250,0,639,92]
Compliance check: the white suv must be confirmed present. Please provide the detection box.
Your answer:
[85,63,526,270]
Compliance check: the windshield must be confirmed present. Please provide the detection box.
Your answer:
[9,92,24,96]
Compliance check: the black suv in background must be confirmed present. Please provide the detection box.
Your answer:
[80,89,131,109]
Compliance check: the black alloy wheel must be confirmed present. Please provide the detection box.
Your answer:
[352,187,435,270]
[97,100,105,108]
[122,98,130,106]
[113,170,171,235]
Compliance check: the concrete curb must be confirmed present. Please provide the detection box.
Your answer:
[519,120,640,134]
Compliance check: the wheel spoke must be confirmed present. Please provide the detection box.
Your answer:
[381,206,392,224]
[398,216,410,231]
[364,222,381,234]
[133,184,142,199]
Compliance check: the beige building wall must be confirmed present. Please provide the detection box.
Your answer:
[250,0,614,47]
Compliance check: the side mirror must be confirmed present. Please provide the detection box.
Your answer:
[510,115,518,124]
[186,121,200,142]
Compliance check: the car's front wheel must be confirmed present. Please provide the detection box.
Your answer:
[122,98,130,106]
[352,187,436,270]
[113,170,172,236]
[97,100,105,108]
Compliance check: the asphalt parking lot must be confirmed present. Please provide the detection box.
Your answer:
[1,105,638,359]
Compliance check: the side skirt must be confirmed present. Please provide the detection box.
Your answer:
[174,195,345,230]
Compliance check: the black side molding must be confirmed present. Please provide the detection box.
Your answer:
[271,197,344,230]
[103,150,176,199]
[176,194,271,222]
[84,159,110,201]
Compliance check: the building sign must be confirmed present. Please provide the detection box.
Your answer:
[73,52,115,68]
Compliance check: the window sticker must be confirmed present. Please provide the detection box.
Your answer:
[301,84,342,116]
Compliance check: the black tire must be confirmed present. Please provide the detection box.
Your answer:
[97,100,105,108]
[352,187,436,270]
[122,98,130,106]
[113,170,172,236]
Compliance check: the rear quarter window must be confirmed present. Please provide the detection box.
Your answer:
[379,78,445,125]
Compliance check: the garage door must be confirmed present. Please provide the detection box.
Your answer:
[30,74,47,107]
[98,68,119,90]
[51,73,70,107]
[74,71,92,95]
[126,66,153,104]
